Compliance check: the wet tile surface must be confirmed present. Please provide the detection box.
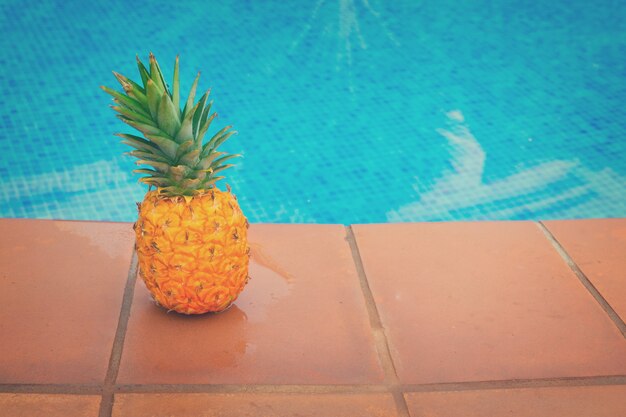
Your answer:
[544,219,626,321]
[118,224,383,384]
[405,385,626,417]
[0,219,134,384]
[0,393,101,417]
[2,218,626,416]
[353,222,626,384]
[112,393,397,417]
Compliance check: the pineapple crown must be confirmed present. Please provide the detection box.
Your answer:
[102,53,239,197]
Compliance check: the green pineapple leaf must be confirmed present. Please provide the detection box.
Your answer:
[145,79,162,120]
[149,52,169,94]
[210,154,241,169]
[202,126,236,156]
[112,71,144,93]
[143,133,178,159]
[196,111,217,143]
[182,71,201,119]
[101,85,150,118]
[105,54,240,196]
[178,149,200,166]
[174,140,195,160]
[127,150,171,164]
[157,91,181,137]
[192,90,209,138]
[135,159,171,173]
[196,151,225,170]
[172,56,180,115]
[111,105,155,126]
[210,164,234,176]
[176,101,201,142]
[135,55,151,88]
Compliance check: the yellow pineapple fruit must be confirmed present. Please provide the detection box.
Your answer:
[102,53,249,314]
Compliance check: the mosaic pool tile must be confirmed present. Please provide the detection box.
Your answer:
[1,0,625,223]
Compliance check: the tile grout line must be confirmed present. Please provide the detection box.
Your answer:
[345,225,411,417]
[2,374,626,396]
[536,221,626,338]
[98,250,138,417]
[400,374,626,393]
[112,374,626,393]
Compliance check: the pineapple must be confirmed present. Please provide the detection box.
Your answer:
[102,53,249,314]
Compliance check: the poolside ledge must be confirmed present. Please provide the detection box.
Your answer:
[1,218,625,416]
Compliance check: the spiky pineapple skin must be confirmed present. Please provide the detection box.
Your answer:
[135,189,249,314]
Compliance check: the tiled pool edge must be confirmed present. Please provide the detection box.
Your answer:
[1,218,626,417]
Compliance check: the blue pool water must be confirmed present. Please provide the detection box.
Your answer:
[1,0,625,224]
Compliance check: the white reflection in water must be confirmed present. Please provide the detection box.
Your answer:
[388,110,626,221]
[1,157,143,220]
[291,0,399,91]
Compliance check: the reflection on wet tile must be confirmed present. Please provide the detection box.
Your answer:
[118,224,383,384]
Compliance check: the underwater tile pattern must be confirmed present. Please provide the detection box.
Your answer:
[1,0,626,223]
[353,222,626,384]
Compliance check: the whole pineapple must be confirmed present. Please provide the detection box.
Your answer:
[102,53,249,314]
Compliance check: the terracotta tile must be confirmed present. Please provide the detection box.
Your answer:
[0,394,100,417]
[113,393,397,417]
[0,219,134,384]
[405,385,626,417]
[544,219,626,321]
[118,224,383,384]
[353,222,626,384]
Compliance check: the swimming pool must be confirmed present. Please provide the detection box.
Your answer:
[1,0,625,224]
